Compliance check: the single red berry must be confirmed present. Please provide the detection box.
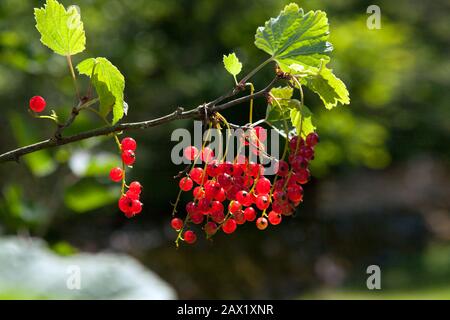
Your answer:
[193,186,205,199]
[129,181,142,194]
[184,230,197,244]
[204,180,221,199]
[109,167,123,182]
[256,217,268,230]
[255,194,270,210]
[233,210,246,225]
[268,211,282,225]
[125,190,140,200]
[289,136,304,152]
[204,221,218,236]
[184,146,199,161]
[189,167,204,184]
[130,199,143,215]
[255,177,271,195]
[210,201,224,215]
[186,201,198,214]
[306,132,319,147]
[118,195,132,215]
[244,207,257,221]
[236,191,253,207]
[122,149,136,166]
[201,147,215,163]
[189,211,204,224]
[121,137,137,151]
[228,200,242,214]
[211,210,225,224]
[206,160,220,177]
[287,184,303,202]
[294,168,310,184]
[171,218,183,231]
[300,146,314,160]
[29,96,46,112]
[222,218,237,234]
[276,160,289,177]
[214,188,226,202]
[179,177,194,191]
[197,198,211,215]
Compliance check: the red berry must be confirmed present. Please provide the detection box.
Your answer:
[268,211,282,225]
[189,167,204,184]
[214,188,226,202]
[276,160,289,177]
[29,96,46,112]
[255,177,271,195]
[118,195,132,214]
[256,217,268,230]
[171,218,183,231]
[122,150,136,166]
[184,146,199,161]
[125,190,140,200]
[186,201,198,214]
[287,184,303,202]
[121,137,137,151]
[300,146,314,160]
[228,200,242,214]
[179,177,194,191]
[211,210,225,224]
[184,230,197,244]
[306,132,319,147]
[201,147,215,163]
[233,210,246,225]
[204,221,218,236]
[210,201,224,215]
[289,136,304,152]
[130,199,143,215]
[244,207,256,221]
[222,218,237,234]
[129,181,142,194]
[204,180,221,199]
[189,211,204,224]
[255,194,270,210]
[109,167,123,182]
[236,190,253,207]
[193,186,205,199]
[294,168,310,184]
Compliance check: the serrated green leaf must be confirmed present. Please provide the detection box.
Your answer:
[34,0,86,56]
[290,104,316,137]
[77,57,125,124]
[223,53,242,78]
[301,66,350,109]
[270,86,294,101]
[255,3,332,72]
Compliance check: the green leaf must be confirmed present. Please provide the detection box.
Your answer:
[34,0,86,56]
[290,104,316,137]
[77,57,126,124]
[223,53,242,82]
[255,3,332,72]
[64,179,118,213]
[301,66,350,109]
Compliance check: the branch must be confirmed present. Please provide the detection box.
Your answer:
[0,77,279,164]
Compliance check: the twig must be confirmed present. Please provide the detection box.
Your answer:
[0,77,279,164]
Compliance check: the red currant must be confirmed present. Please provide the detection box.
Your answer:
[184,230,197,244]
[184,146,199,161]
[121,150,136,166]
[189,167,204,185]
[244,207,256,221]
[29,96,46,112]
[228,200,242,214]
[256,217,268,230]
[121,137,137,151]
[204,221,218,236]
[233,210,246,225]
[201,147,215,163]
[179,177,194,191]
[306,132,319,147]
[129,181,142,194]
[255,177,271,195]
[236,191,253,207]
[268,211,282,225]
[255,194,270,210]
[222,218,237,234]
[125,190,140,200]
[171,218,183,231]
[109,167,123,182]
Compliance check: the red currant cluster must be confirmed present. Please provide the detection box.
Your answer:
[170,128,319,245]
[109,137,143,218]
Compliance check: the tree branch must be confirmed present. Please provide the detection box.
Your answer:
[0,77,279,164]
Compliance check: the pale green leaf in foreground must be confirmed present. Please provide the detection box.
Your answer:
[223,53,242,82]
[255,3,332,72]
[77,58,125,124]
[301,66,350,109]
[290,103,316,137]
[34,0,86,56]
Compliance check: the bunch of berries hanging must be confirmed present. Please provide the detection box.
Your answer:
[109,137,143,218]
[170,125,319,246]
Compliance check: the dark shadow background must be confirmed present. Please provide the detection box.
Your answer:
[0,0,449,299]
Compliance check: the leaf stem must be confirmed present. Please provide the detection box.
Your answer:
[66,55,80,101]
[239,57,273,85]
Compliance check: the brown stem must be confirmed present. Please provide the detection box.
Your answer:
[0,77,279,164]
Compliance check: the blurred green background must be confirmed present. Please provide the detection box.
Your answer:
[0,0,449,299]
